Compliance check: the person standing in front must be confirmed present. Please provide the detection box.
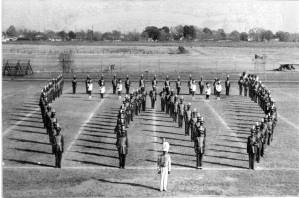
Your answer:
[87,79,93,99]
[53,123,64,168]
[72,75,77,94]
[205,83,211,100]
[116,126,128,169]
[215,80,222,100]
[225,75,230,96]
[157,140,171,192]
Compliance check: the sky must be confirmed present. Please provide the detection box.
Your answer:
[2,0,299,33]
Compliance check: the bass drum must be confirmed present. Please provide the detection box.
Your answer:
[216,85,222,92]
[99,86,105,94]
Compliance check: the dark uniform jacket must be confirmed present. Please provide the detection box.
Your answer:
[54,133,64,153]
[176,80,181,89]
[178,103,185,116]
[194,136,205,154]
[125,79,130,89]
[116,135,129,155]
[194,124,206,137]
[247,136,257,154]
[150,90,157,100]
[225,80,230,88]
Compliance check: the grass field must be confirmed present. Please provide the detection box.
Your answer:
[3,43,299,75]
[2,79,299,197]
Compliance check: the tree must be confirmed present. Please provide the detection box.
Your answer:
[6,25,17,37]
[216,29,226,40]
[248,28,259,41]
[142,26,160,41]
[124,31,140,41]
[161,26,170,34]
[249,28,266,41]
[183,25,196,40]
[22,30,38,40]
[93,31,102,41]
[275,31,290,42]
[76,30,86,40]
[86,29,93,40]
[262,30,274,41]
[68,31,76,40]
[45,30,55,39]
[229,30,240,41]
[159,26,170,41]
[203,27,212,35]
[112,30,121,40]
[57,31,67,41]
[240,32,248,41]
[102,32,113,40]
[170,25,184,40]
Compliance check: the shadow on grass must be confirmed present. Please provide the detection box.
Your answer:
[93,115,117,120]
[208,148,246,155]
[203,160,248,169]
[220,138,246,144]
[151,141,193,149]
[71,150,118,159]
[217,134,247,140]
[15,108,38,112]
[13,110,41,116]
[147,149,194,157]
[144,134,191,143]
[83,125,114,131]
[141,118,173,123]
[142,123,174,128]
[83,129,114,135]
[82,133,116,140]
[143,129,185,136]
[205,154,247,162]
[10,118,43,124]
[146,159,195,169]
[4,159,54,167]
[96,178,160,191]
[87,122,116,128]
[68,159,118,168]
[8,138,50,145]
[13,128,45,135]
[17,124,44,129]
[75,144,117,152]
[211,143,246,150]
[77,138,116,145]
[10,147,52,155]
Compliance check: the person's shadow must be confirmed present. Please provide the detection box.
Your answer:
[96,178,160,191]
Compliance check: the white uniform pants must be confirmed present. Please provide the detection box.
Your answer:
[160,167,168,191]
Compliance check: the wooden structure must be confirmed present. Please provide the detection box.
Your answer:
[253,54,266,72]
[274,64,298,71]
[58,51,73,73]
[3,60,34,76]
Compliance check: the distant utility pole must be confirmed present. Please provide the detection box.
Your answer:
[91,25,94,41]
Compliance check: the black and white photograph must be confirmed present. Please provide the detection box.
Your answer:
[1,0,299,197]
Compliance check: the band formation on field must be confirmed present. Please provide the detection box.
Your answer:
[39,72,278,171]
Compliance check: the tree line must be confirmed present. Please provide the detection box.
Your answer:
[3,25,299,42]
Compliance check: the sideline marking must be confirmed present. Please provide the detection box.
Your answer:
[2,93,17,100]
[152,108,158,160]
[272,89,299,101]
[278,113,299,131]
[3,166,299,171]
[64,88,112,156]
[202,100,251,162]
[2,87,72,136]
[3,108,40,136]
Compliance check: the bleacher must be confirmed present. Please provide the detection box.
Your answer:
[3,60,34,76]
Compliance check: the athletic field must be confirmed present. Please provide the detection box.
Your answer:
[2,78,299,197]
